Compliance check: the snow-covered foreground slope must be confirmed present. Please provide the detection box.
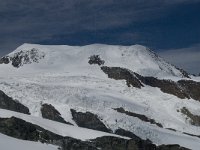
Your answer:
[0,43,200,149]
[0,133,58,150]
[0,109,125,140]
[0,109,200,150]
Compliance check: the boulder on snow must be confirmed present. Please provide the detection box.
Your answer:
[88,55,105,66]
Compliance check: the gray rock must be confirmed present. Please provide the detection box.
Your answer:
[71,109,112,133]
[181,107,200,126]
[0,90,30,114]
[135,74,189,99]
[178,80,200,101]
[41,103,72,125]
[88,55,105,66]
[0,56,10,64]
[101,66,143,88]
[114,107,163,128]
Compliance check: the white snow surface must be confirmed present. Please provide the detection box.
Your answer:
[0,43,200,150]
[0,133,58,150]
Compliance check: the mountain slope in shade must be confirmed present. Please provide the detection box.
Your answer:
[0,43,200,150]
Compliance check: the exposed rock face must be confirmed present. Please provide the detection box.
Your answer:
[0,117,62,143]
[135,74,189,99]
[137,75,200,101]
[93,136,189,150]
[59,137,97,150]
[93,136,157,150]
[115,128,144,141]
[70,109,112,133]
[41,104,72,125]
[0,56,10,64]
[181,107,200,126]
[101,66,143,88]
[175,67,190,78]
[157,144,190,150]
[101,66,200,101]
[88,55,105,66]
[114,128,157,149]
[0,48,45,68]
[114,107,163,128]
[0,90,30,114]
[178,80,200,101]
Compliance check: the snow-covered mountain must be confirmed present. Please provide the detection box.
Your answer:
[0,43,186,77]
[0,43,200,150]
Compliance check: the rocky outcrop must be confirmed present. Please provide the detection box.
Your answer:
[175,67,190,78]
[58,137,97,150]
[0,56,10,64]
[114,107,163,128]
[0,48,45,68]
[135,74,189,99]
[93,136,157,150]
[115,128,143,141]
[100,66,200,101]
[137,74,200,101]
[0,117,62,142]
[70,109,112,133]
[41,104,72,125]
[0,90,30,114]
[88,55,105,66]
[101,66,143,88]
[178,80,200,101]
[157,144,190,150]
[93,136,189,150]
[40,104,73,125]
[181,107,200,126]
[114,128,157,150]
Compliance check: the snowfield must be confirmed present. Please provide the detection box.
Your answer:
[0,43,200,149]
[0,133,58,150]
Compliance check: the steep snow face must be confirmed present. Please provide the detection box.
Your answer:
[1,43,184,78]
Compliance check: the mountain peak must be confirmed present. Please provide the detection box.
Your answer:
[0,43,187,78]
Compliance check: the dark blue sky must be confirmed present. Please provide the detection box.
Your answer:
[0,0,200,73]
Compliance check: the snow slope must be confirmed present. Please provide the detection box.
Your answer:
[0,43,200,149]
[0,109,126,140]
[0,133,58,150]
